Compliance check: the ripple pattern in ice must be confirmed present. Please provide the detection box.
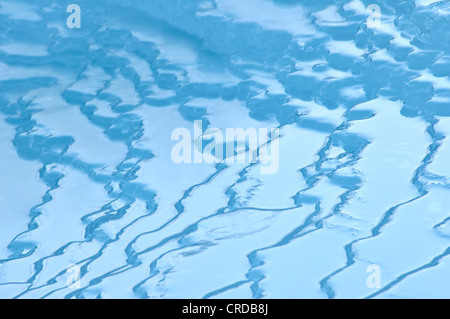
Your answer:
[1,0,450,299]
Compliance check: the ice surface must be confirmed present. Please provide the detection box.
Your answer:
[0,0,449,299]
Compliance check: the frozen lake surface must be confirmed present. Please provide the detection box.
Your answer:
[0,0,450,298]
